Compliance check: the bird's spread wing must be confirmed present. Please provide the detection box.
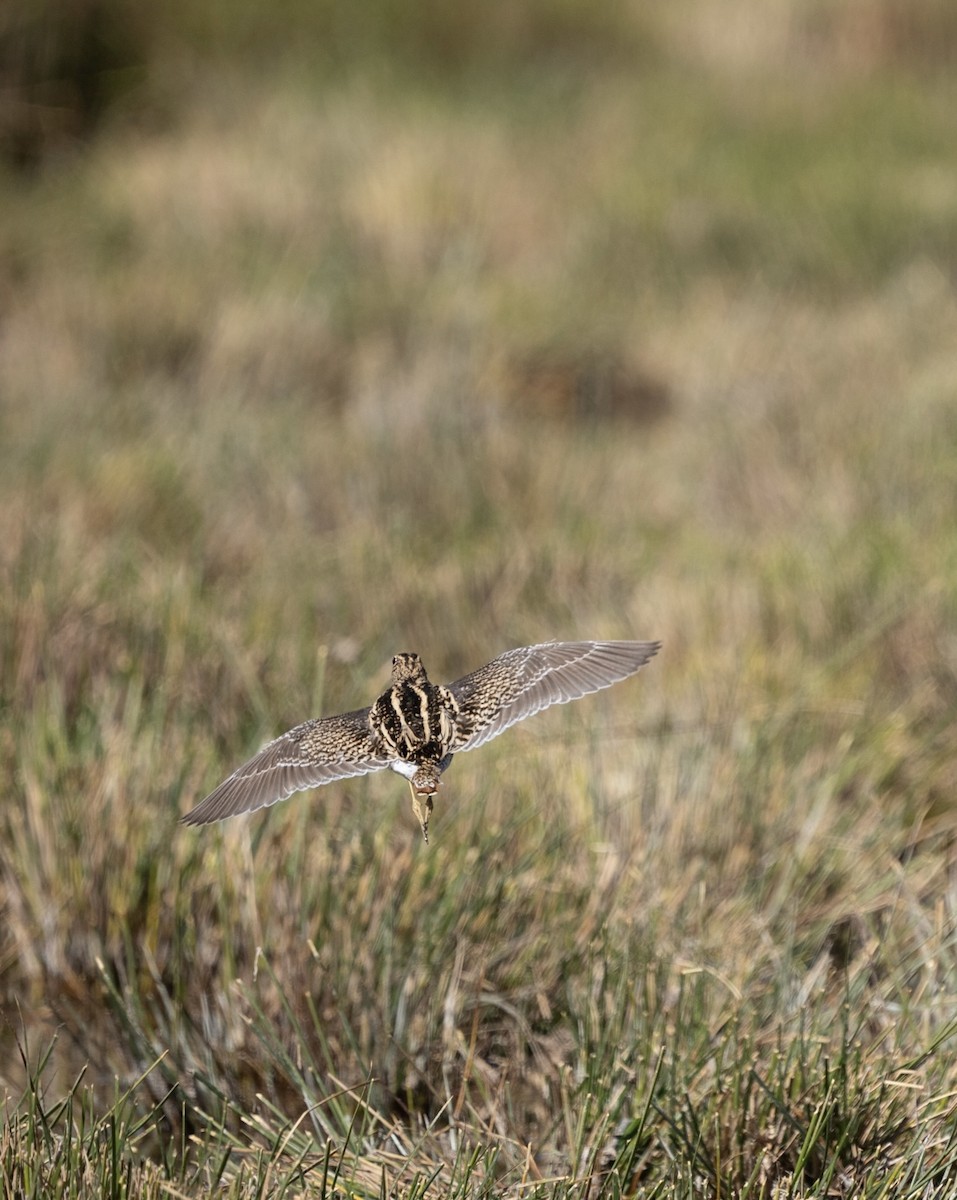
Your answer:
[447,640,660,754]
[181,707,390,825]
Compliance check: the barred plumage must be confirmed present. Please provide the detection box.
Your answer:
[182,639,660,841]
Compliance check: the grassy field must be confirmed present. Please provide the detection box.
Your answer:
[3,1,957,1195]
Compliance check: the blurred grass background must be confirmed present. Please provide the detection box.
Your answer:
[2,0,957,1195]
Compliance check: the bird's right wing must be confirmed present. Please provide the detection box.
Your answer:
[181,707,390,825]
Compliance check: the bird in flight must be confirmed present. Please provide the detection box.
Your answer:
[182,639,660,841]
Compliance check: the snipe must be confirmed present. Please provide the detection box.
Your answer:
[182,639,660,841]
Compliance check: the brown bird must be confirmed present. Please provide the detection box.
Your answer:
[182,639,660,841]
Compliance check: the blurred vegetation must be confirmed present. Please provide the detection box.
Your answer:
[2,0,957,1196]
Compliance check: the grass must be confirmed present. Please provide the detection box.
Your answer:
[3,1,957,1195]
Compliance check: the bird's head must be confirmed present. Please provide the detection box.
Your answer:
[410,765,438,842]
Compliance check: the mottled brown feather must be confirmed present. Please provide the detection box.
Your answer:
[181,707,388,825]
[447,640,660,752]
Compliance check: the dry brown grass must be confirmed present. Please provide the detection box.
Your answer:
[2,3,957,1195]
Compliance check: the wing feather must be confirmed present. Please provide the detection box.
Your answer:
[181,706,389,825]
[448,640,660,753]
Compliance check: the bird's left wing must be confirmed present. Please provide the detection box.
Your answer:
[447,639,660,754]
[181,707,390,825]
